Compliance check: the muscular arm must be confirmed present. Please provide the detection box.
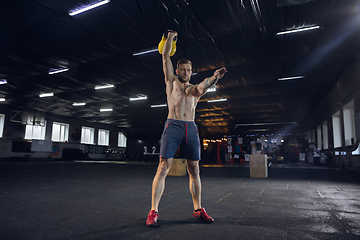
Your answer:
[162,31,177,86]
[196,67,227,97]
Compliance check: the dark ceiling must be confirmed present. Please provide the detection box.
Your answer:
[1,0,360,139]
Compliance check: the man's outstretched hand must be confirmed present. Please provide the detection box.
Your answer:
[213,67,227,80]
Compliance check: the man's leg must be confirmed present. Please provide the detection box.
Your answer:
[151,157,173,212]
[187,159,214,223]
[186,159,201,210]
[147,157,173,226]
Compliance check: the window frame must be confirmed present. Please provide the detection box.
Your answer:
[0,114,5,138]
[98,129,109,146]
[81,126,95,145]
[51,122,69,142]
[118,132,127,147]
[25,121,47,140]
[317,125,322,150]
[332,110,342,148]
[343,100,356,146]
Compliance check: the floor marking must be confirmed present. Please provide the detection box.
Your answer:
[216,193,232,203]
[165,199,186,208]
[335,186,342,191]
[317,190,324,198]
[286,184,289,189]
[236,205,252,222]
[163,190,181,196]
[259,188,266,195]
[150,225,177,240]
[239,182,247,188]
[204,179,237,192]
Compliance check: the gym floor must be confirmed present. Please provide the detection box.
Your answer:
[1,161,359,240]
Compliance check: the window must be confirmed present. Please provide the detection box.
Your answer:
[81,127,94,144]
[317,125,322,150]
[352,143,360,155]
[118,132,127,147]
[322,121,328,150]
[332,110,342,148]
[343,100,355,146]
[25,122,47,140]
[0,114,5,138]
[52,122,69,142]
[98,129,109,146]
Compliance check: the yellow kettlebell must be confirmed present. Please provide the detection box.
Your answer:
[158,31,177,56]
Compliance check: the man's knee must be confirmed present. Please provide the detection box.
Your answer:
[187,161,200,176]
[157,158,172,176]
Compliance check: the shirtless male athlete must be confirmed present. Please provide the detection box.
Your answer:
[146,30,227,226]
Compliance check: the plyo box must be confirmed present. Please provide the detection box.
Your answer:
[250,155,268,178]
[168,158,187,176]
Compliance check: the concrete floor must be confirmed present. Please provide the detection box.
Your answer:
[0,161,359,240]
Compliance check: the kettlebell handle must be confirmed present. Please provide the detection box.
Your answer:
[163,30,177,41]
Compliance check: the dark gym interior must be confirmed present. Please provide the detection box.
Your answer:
[1,0,360,239]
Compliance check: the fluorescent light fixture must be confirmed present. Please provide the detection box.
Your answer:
[0,98,5,102]
[49,68,69,75]
[130,95,147,101]
[248,129,271,132]
[235,122,297,127]
[39,93,54,98]
[73,102,86,106]
[0,79,7,85]
[207,86,216,92]
[95,84,114,90]
[100,108,113,112]
[151,103,167,108]
[133,49,158,56]
[276,25,320,36]
[278,76,305,81]
[207,98,227,103]
[69,0,110,16]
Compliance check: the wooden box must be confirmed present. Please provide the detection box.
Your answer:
[250,155,268,178]
[168,158,187,176]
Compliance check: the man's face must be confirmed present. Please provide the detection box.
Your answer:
[176,63,192,82]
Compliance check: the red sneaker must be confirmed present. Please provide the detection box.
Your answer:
[193,208,214,223]
[146,210,158,226]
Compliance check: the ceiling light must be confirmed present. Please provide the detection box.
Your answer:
[151,103,167,108]
[73,103,86,106]
[235,122,297,127]
[95,84,114,90]
[207,98,227,103]
[130,95,147,101]
[276,25,320,36]
[0,98,5,102]
[247,129,271,132]
[39,93,54,98]
[132,49,158,56]
[278,76,305,81]
[191,73,198,76]
[69,0,110,16]
[207,86,216,92]
[0,79,7,85]
[49,67,69,75]
[100,108,113,112]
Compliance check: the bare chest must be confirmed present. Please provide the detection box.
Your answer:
[171,81,194,97]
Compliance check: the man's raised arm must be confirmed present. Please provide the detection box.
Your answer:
[196,67,227,97]
[162,30,177,84]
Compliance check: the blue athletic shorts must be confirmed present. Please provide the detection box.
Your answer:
[160,119,201,160]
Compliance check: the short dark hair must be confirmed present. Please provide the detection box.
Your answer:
[177,58,192,69]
